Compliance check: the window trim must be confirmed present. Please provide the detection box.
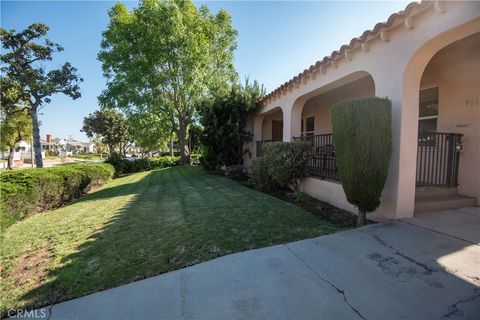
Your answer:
[419,115,438,121]
[301,116,315,136]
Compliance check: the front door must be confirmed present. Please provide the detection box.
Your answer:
[272,120,283,141]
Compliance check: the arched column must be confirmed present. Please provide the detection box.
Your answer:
[253,115,264,157]
[289,100,303,140]
[396,18,480,218]
[372,71,405,219]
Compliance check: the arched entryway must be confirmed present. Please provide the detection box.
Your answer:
[414,33,479,213]
[291,73,375,180]
[255,107,284,157]
[401,23,479,214]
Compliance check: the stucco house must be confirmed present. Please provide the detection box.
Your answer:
[54,138,96,154]
[243,1,479,221]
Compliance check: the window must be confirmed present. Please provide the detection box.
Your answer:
[301,116,315,137]
[418,86,439,146]
[419,86,438,134]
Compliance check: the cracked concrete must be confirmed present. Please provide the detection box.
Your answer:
[285,244,366,320]
[16,208,480,320]
[441,288,480,319]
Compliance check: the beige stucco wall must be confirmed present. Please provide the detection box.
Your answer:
[301,76,375,134]
[300,178,357,214]
[420,33,480,203]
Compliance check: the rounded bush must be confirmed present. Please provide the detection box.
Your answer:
[249,141,312,192]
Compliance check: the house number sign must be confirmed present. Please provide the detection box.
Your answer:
[465,97,479,107]
[448,123,471,129]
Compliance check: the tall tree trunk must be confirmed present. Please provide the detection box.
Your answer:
[169,135,174,157]
[168,136,174,157]
[31,107,43,168]
[357,209,367,227]
[178,118,189,165]
[7,145,14,170]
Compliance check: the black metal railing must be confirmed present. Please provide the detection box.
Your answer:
[416,132,462,187]
[293,134,339,181]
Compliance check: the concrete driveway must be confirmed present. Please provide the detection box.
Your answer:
[20,208,480,320]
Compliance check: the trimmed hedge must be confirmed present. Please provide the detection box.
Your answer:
[332,96,392,226]
[0,163,115,231]
[105,154,180,175]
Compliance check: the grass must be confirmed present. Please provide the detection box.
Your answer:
[71,154,104,161]
[1,166,341,314]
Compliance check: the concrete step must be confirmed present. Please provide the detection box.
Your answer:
[414,194,477,214]
[415,187,457,199]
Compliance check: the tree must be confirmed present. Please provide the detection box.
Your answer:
[331,97,392,226]
[187,123,203,155]
[82,109,129,155]
[98,0,238,164]
[92,138,108,158]
[0,108,32,170]
[1,23,83,168]
[0,76,29,117]
[128,112,170,156]
[199,80,264,169]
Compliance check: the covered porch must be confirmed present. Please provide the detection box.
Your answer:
[244,2,479,220]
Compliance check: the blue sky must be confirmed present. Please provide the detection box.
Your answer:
[1,0,410,141]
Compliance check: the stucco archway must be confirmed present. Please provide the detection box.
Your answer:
[397,18,480,216]
[289,71,375,139]
[251,107,284,157]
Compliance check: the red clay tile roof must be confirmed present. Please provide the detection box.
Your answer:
[259,0,433,104]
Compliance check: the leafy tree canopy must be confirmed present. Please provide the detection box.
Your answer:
[0,23,82,167]
[128,112,171,154]
[82,109,129,155]
[98,0,238,164]
[0,107,32,170]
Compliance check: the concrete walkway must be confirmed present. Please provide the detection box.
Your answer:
[22,208,480,320]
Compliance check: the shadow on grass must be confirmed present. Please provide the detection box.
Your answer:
[15,169,162,311]
[16,166,479,319]
[16,165,337,312]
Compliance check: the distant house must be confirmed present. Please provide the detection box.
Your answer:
[67,140,96,154]
[41,134,56,152]
[53,137,96,154]
[0,140,45,163]
[2,134,97,162]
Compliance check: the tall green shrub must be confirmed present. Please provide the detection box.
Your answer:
[199,80,264,169]
[332,97,392,226]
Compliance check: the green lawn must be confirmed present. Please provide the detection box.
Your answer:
[1,166,340,313]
